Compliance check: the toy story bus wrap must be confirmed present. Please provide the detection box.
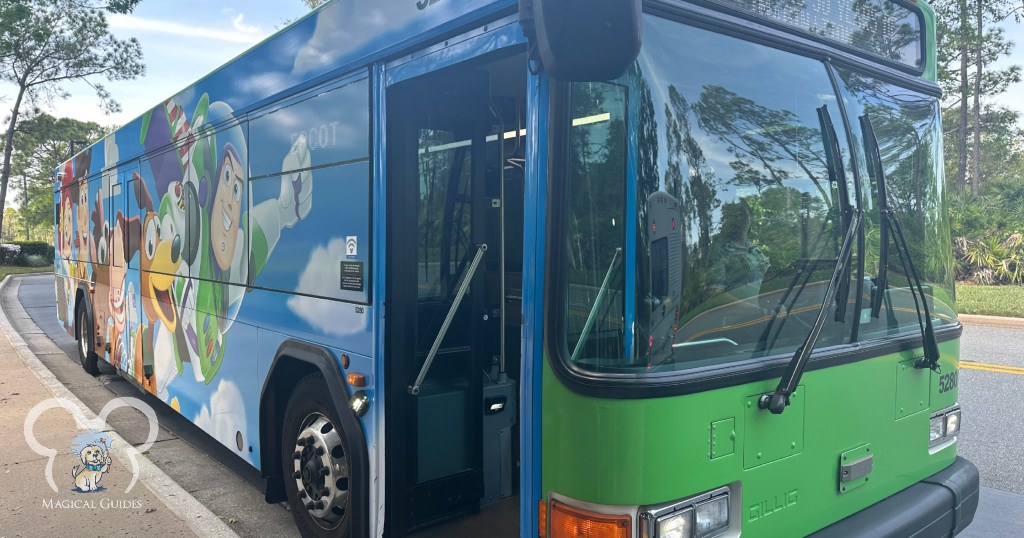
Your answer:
[52,17,378,471]
[53,82,371,461]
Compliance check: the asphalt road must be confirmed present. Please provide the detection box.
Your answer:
[958,324,1024,495]
[956,323,1024,537]
[10,273,1022,537]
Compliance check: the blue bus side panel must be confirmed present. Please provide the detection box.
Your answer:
[53,58,377,470]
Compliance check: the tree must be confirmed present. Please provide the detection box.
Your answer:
[664,85,718,260]
[934,0,1022,194]
[943,105,1024,191]
[9,114,106,240]
[300,0,327,8]
[694,85,829,200]
[0,0,144,241]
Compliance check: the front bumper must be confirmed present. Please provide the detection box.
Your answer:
[810,456,980,537]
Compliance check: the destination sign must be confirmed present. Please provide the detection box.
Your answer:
[706,0,923,69]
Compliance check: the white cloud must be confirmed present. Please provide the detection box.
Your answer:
[292,3,405,75]
[193,380,248,456]
[109,14,265,44]
[230,71,293,103]
[287,238,369,337]
[231,13,261,35]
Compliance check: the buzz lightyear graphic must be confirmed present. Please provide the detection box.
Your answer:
[141,95,313,398]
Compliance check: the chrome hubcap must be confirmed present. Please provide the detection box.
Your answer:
[292,413,350,527]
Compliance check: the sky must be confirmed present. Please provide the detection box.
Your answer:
[45,1,312,127]
[992,21,1024,117]
[17,2,1024,138]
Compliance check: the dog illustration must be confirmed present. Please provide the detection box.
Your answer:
[72,443,111,492]
[129,174,181,394]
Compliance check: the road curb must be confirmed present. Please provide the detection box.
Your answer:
[958,314,1024,329]
[0,274,242,538]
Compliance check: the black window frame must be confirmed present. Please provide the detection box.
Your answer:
[543,6,959,399]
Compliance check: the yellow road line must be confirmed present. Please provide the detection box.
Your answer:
[960,360,1024,376]
[682,304,822,343]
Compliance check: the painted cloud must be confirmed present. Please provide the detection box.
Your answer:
[286,238,368,337]
[193,379,248,459]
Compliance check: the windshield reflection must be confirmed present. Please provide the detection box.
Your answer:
[563,14,951,375]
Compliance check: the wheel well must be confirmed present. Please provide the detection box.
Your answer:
[260,354,319,503]
[258,342,370,538]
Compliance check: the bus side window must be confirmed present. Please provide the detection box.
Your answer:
[109,177,124,268]
[202,122,250,288]
[74,178,90,265]
[126,172,145,271]
[57,184,74,261]
[247,76,371,303]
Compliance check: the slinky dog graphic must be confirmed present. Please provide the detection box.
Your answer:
[72,442,112,492]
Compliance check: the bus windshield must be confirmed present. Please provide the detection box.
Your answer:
[561,13,956,375]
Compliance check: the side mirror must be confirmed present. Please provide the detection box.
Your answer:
[520,0,642,81]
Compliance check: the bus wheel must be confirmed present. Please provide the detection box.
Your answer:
[281,373,352,538]
[76,304,100,375]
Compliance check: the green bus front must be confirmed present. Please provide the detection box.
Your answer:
[535,1,978,537]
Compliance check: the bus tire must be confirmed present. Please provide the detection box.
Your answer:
[281,372,353,538]
[76,303,100,375]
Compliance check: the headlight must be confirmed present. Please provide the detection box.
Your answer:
[929,405,960,449]
[694,496,729,538]
[929,415,945,445]
[642,486,733,538]
[656,508,692,538]
[945,410,961,436]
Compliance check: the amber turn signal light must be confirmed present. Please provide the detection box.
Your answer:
[549,499,631,538]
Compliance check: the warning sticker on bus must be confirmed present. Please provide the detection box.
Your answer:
[340,261,365,292]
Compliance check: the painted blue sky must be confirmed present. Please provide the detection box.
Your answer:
[47,1,312,126]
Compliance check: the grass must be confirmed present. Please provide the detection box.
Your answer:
[956,283,1024,318]
[0,265,53,281]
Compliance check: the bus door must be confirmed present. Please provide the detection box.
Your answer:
[386,67,494,532]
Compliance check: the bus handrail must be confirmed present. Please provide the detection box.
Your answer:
[408,243,488,396]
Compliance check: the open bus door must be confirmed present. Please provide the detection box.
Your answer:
[385,52,526,535]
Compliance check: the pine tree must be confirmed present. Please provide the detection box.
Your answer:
[934,0,1022,194]
[0,0,144,240]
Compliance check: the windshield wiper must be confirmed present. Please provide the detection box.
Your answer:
[760,210,861,414]
[819,105,854,323]
[862,119,889,320]
[754,106,852,356]
[860,115,940,371]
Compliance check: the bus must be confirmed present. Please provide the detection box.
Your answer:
[53,0,979,536]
